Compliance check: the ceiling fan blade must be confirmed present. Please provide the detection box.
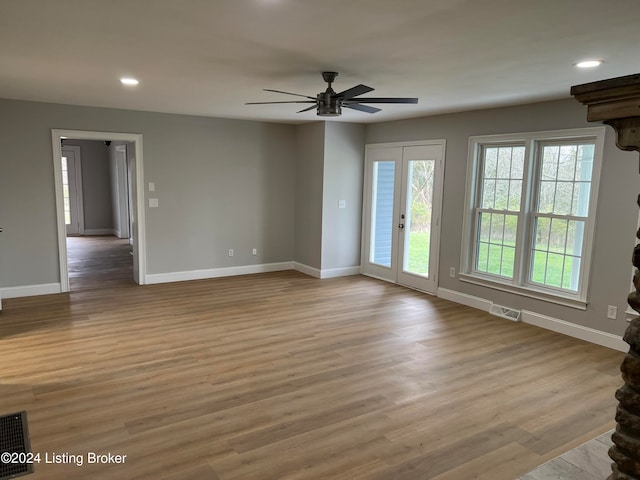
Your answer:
[245,101,316,105]
[343,103,381,114]
[297,105,318,113]
[263,89,316,100]
[334,84,374,100]
[346,97,419,104]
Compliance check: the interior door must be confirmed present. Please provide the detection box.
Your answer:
[361,141,445,294]
[61,146,83,236]
[114,145,130,239]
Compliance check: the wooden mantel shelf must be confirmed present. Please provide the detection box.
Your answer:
[571,73,640,154]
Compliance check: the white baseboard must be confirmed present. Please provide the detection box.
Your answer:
[1,283,62,299]
[292,262,321,278]
[437,287,493,312]
[436,287,627,352]
[521,310,627,353]
[83,229,116,236]
[0,263,360,300]
[146,262,294,285]
[320,266,361,279]
[292,263,361,279]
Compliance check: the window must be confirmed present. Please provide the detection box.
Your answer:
[461,127,605,308]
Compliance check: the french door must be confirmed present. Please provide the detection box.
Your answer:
[361,141,445,294]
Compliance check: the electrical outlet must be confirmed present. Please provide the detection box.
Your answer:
[252,248,257,255]
[607,305,617,320]
[449,267,455,278]
[228,249,234,257]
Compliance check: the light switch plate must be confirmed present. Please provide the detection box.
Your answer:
[149,198,159,208]
[148,182,155,192]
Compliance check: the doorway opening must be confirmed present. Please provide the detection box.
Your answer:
[51,130,146,291]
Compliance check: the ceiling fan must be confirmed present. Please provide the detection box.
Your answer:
[246,72,418,117]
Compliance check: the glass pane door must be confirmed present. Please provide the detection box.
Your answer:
[361,146,402,283]
[370,161,396,267]
[362,142,444,294]
[402,159,435,277]
[396,144,444,294]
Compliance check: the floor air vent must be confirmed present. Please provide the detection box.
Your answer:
[0,411,34,479]
[489,304,521,322]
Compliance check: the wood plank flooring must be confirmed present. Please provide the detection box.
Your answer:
[0,236,624,479]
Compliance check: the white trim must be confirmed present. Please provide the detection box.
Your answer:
[146,262,293,284]
[459,273,588,310]
[52,134,69,290]
[365,139,448,149]
[52,129,146,290]
[320,266,361,279]
[292,262,321,278]
[436,287,493,312]
[83,229,117,236]
[521,310,627,353]
[1,283,62,299]
[466,126,608,144]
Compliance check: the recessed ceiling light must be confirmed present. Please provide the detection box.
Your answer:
[120,77,139,86]
[576,60,602,68]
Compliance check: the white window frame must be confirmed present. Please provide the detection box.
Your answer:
[460,127,606,310]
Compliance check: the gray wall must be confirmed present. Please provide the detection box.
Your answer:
[1,94,636,339]
[366,98,638,336]
[0,98,297,287]
[294,122,325,270]
[64,139,113,232]
[322,122,365,271]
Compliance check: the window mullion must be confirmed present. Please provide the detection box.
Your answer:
[514,140,534,287]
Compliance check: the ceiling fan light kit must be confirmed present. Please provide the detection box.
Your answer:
[246,71,418,117]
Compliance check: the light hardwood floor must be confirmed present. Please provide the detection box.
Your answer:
[0,236,623,479]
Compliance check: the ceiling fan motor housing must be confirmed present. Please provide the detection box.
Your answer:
[317,92,341,116]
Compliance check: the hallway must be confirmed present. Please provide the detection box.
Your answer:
[66,236,133,291]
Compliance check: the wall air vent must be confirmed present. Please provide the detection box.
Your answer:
[489,304,521,322]
[0,411,34,479]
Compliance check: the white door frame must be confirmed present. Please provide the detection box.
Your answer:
[361,139,446,294]
[51,129,147,290]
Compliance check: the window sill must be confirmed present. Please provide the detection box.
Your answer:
[458,273,588,310]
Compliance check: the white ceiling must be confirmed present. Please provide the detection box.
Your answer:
[1,0,638,124]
